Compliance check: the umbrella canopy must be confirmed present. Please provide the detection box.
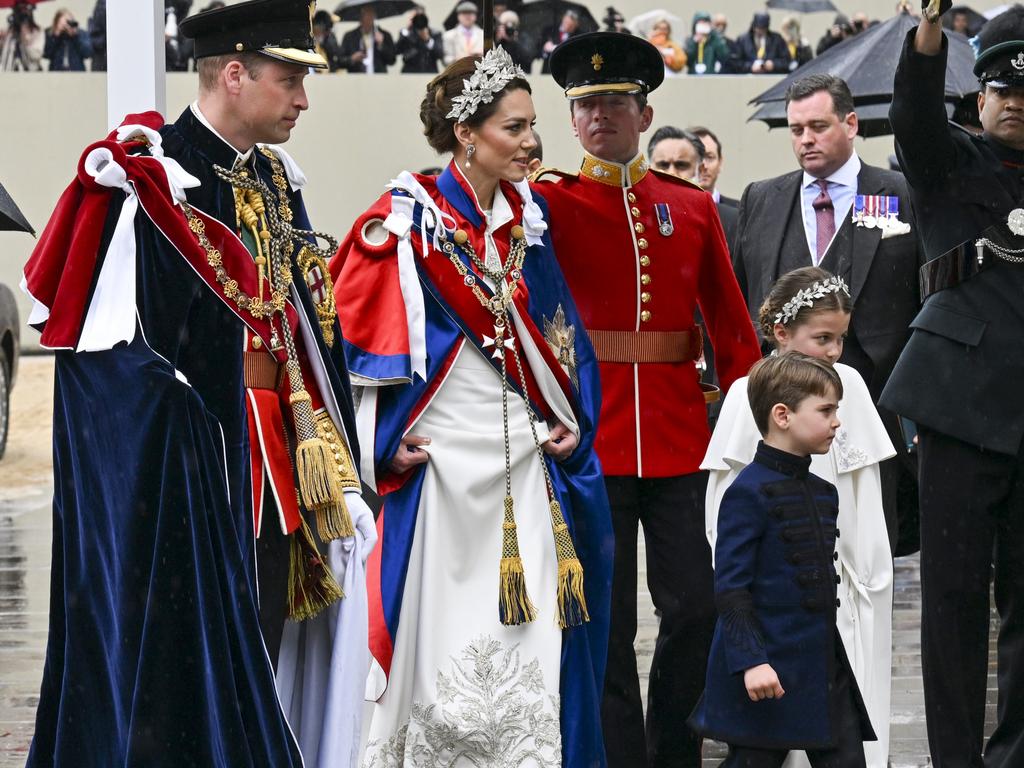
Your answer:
[0,0,50,8]
[943,5,987,36]
[334,0,417,22]
[750,10,979,107]
[516,0,597,59]
[627,9,683,38]
[0,181,34,236]
[766,0,838,13]
[749,98,956,138]
[442,0,522,30]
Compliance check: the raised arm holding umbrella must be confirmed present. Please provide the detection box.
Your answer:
[336,0,405,72]
[881,4,1024,765]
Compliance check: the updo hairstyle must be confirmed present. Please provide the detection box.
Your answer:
[420,55,532,154]
[757,266,853,342]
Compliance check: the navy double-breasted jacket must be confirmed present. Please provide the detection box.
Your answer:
[689,442,875,750]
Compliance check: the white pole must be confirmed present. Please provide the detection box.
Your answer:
[106,0,166,131]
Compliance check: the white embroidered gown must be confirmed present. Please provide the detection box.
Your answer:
[702,363,895,768]
[360,189,577,768]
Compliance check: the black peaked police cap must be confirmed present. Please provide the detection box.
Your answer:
[179,0,328,69]
[973,5,1024,87]
[549,31,665,100]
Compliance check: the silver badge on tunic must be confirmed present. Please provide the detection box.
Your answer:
[1008,208,1024,236]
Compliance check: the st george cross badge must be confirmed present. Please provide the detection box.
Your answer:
[297,246,338,347]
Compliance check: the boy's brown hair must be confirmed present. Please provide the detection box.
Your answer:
[747,352,843,435]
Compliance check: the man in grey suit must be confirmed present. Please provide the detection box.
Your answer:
[732,73,923,554]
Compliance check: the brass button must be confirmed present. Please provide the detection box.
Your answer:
[630,206,641,217]
[641,273,651,285]
[235,42,244,51]
[641,292,651,303]
[251,336,263,349]
[640,310,652,322]
[634,222,645,234]
[637,237,648,249]
[640,255,650,266]
[627,192,637,203]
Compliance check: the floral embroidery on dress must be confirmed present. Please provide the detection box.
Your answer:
[833,427,869,472]
[363,636,561,768]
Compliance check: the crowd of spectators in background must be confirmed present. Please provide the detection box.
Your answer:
[0,1,925,75]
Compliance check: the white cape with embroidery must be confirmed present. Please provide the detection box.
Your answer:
[702,363,894,768]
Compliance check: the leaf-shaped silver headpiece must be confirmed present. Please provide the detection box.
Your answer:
[446,47,527,123]
[774,276,850,325]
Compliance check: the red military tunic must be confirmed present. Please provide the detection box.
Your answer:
[534,152,760,478]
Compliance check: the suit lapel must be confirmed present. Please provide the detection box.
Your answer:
[759,172,804,302]
[849,165,885,303]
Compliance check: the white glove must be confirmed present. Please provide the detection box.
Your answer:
[344,489,378,563]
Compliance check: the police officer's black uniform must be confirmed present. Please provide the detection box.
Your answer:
[881,7,1024,765]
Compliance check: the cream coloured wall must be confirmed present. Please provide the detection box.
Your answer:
[1,70,902,349]
[20,0,1011,70]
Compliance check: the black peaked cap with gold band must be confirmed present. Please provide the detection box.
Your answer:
[973,5,1024,87]
[179,0,328,70]
[549,31,665,100]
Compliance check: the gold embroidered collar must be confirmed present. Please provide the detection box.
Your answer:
[579,151,649,188]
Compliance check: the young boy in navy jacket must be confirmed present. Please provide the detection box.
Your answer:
[689,352,876,767]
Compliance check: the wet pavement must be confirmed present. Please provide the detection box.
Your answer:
[0,494,998,767]
[0,495,50,768]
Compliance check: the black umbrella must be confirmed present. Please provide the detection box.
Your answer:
[749,98,956,138]
[516,0,596,59]
[0,181,33,236]
[943,5,987,37]
[334,0,417,22]
[766,0,837,13]
[750,9,978,134]
[442,0,522,30]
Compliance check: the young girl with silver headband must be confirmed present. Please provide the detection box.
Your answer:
[329,49,613,768]
[702,266,895,768]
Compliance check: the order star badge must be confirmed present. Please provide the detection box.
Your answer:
[543,304,578,389]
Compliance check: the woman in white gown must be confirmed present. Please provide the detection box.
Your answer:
[330,49,614,768]
[703,267,894,768]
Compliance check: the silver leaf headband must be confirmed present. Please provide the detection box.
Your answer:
[446,47,526,123]
[773,276,850,325]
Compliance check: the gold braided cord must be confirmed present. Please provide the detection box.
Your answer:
[183,149,350,619]
[437,227,589,629]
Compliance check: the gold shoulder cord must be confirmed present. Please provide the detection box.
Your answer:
[180,149,355,621]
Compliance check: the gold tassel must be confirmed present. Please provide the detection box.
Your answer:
[287,518,344,621]
[315,490,355,542]
[289,391,356,542]
[550,500,589,629]
[312,411,358,542]
[499,496,536,625]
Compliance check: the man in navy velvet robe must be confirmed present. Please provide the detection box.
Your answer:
[21,1,373,765]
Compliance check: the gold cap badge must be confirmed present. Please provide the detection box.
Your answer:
[591,53,603,71]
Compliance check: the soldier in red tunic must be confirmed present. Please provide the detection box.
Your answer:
[532,32,762,768]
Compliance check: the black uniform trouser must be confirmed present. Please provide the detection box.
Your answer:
[721,661,867,768]
[601,473,716,768]
[918,426,1024,768]
[256,516,291,671]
